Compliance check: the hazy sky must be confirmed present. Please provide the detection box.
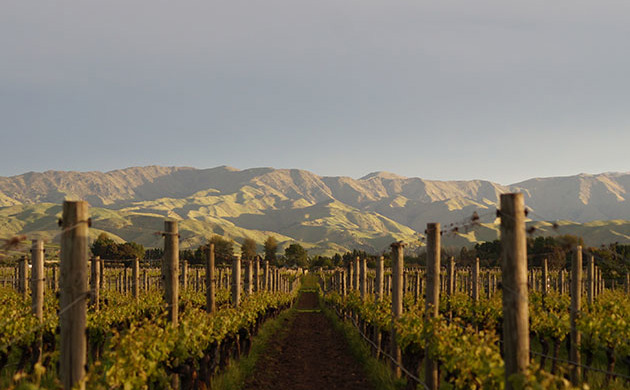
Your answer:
[2,1,630,184]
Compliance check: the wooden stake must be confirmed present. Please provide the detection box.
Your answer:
[206,244,216,313]
[587,255,594,305]
[60,201,88,390]
[570,246,583,385]
[390,242,405,378]
[500,193,529,390]
[360,258,367,300]
[90,257,100,311]
[31,240,45,321]
[232,255,241,307]
[425,223,440,390]
[163,220,179,325]
[132,257,139,301]
[376,256,384,301]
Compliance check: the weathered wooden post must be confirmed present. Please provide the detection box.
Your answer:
[264,260,270,291]
[347,260,354,291]
[254,255,261,292]
[163,220,179,325]
[355,257,360,293]
[626,272,630,295]
[31,240,45,320]
[60,201,89,390]
[360,257,367,300]
[570,246,583,385]
[181,260,188,290]
[206,244,216,313]
[425,223,440,390]
[559,270,566,295]
[90,256,100,311]
[472,257,480,302]
[232,255,241,307]
[500,193,529,390]
[376,256,384,301]
[99,259,104,291]
[341,269,347,296]
[19,256,28,300]
[390,241,405,378]
[132,257,140,301]
[447,257,455,297]
[247,259,253,295]
[542,258,549,296]
[587,255,594,305]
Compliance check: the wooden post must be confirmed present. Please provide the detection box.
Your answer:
[132,257,140,301]
[341,269,347,297]
[247,259,253,295]
[99,259,104,291]
[60,201,88,390]
[355,257,360,293]
[626,272,630,295]
[500,193,529,390]
[376,256,384,301]
[570,246,583,385]
[348,260,354,291]
[360,258,367,300]
[163,220,179,325]
[181,260,188,290]
[587,255,594,305]
[90,257,100,311]
[447,257,455,297]
[254,255,261,292]
[31,240,45,321]
[232,255,241,307]
[19,256,28,300]
[52,266,58,292]
[264,260,270,291]
[472,257,480,302]
[390,242,405,378]
[542,258,549,296]
[425,223,440,390]
[206,244,216,313]
[559,270,566,295]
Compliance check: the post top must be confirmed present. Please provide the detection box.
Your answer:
[390,240,407,248]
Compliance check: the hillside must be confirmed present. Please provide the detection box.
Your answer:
[1,166,630,255]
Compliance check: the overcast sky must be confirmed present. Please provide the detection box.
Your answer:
[1,1,629,184]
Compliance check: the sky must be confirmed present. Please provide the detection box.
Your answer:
[1,1,630,185]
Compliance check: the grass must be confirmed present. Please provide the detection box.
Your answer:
[320,297,405,390]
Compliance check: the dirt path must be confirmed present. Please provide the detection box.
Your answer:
[242,291,374,390]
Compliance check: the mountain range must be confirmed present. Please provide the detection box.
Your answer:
[2,166,630,256]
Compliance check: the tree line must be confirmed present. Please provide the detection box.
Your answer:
[90,232,630,279]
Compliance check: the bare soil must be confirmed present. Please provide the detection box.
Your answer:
[242,291,373,390]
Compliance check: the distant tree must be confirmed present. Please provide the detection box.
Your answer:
[310,255,333,269]
[209,235,234,265]
[91,233,119,259]
[179,249,195,262]
[284,243,308,267]
[332,253,342,267]
[118,241,144,259]
[144,248,164,260]
[241,237,257,260]
[264,236,278,263]
[91,233,144,260]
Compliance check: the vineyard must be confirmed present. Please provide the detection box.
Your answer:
[1,194,630,389]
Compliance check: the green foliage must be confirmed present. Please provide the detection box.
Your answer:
[263,236,278,264]
[241,237,257,260]
[208,235,234,265]
[91,233,144,260]
[284,243,308,267]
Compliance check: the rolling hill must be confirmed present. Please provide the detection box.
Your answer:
[1,166,630,256]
